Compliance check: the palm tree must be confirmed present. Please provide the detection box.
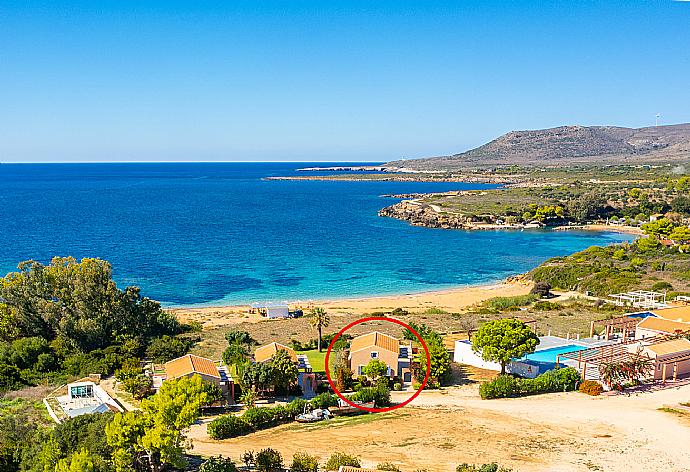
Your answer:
[309,307,330,352]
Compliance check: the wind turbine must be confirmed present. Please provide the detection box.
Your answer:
[655,113,661,127]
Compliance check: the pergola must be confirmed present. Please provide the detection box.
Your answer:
[657,350,690,383]
[608,290,668,309]
[556,334,686,382]
[589,315,640,341]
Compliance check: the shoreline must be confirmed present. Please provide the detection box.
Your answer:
[168,279,533,325]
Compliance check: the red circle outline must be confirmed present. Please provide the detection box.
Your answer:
[324,316,431,413]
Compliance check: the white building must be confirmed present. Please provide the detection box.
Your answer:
[44,380,123,423]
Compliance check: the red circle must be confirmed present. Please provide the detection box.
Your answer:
[324,316,431,413]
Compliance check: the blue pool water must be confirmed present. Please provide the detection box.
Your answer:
[0,162,635,306]
[523,345,589,363]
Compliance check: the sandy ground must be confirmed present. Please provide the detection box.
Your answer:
[188,383,690,472]
[554,224,644,235]
[171,282,532,328]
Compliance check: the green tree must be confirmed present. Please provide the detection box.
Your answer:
[0,258,178,351]
[242,362,276,394]
[0,363,24,392]
[636,237,660,252]
[224,330,257,347]
[269,349,298,394]
[106,375,211,472]
[671,195,690,215]
[641,218,675,238]
[145,335,190,363]
[308,307,330,352]
[471,319,539,374]
[669,226,690,243]
[362,358,389,379]
[414,340,451,388]
[54,449,94,472]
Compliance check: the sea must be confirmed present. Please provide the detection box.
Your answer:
[0,162,634,306]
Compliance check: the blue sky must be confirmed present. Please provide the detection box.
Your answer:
[1,1,689,162]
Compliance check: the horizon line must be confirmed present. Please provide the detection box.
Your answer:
[0,160,387,164]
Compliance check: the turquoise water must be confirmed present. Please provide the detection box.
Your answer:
[0,162,634,306]
[523,345,589,363]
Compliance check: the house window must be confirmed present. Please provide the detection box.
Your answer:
[357,366,364,375]
[370,352,378,359]
[70,385,93,398]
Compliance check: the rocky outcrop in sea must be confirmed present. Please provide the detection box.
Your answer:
[378,201,471,229]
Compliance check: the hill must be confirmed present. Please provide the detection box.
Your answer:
[387,123,690,170]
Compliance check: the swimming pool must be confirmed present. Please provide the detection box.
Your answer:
[522,344,588,363]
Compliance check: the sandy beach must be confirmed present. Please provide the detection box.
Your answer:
[169,280,533,327]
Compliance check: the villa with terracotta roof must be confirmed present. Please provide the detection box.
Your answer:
[635,316,690,339]
[348,331,413,383]
[640,338,690,381]
[653,305,690,323]
[161,354,234,402]
[254,342,317,397]
[254,342,298,363]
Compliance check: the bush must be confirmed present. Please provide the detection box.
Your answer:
[122,374,153,399]
[377,462,402,471]
[532,301,560,311]
[310,392,338,409]
[479,368,581,399]
[290,452,319,472]
[483,294,537,312]
[0,363,25,392]
[578,380,603,396]
[393,382,402,391]
[479,375,520,400]
[350,385,390,407]
[255,448,283,472]
[324,452,361,470]
[651,281,673,291]
[457,464,513,472]
[243,407,279,429]
[207,415,253,440]
[200,456,238,472]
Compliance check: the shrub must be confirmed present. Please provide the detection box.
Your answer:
[393,382,402,391]
[207,415,253,440]
[377,462,402,471]
[350,385,390,407]
[200,456,238,472]
[324,452,361,470]
[479,368,581,399]
[310,392,338,410]
[242,407,277,429]
[651,281,673,291]
[122,374,153,399]
[578,380,603,396]
[290,452,319,472]
[0,363,25,392]
[532,301,560,311]
[286,398,309,417]
[456,464,513,472]
[479,375,519,400]
[483,294,537,312]
[255,448,283,472]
